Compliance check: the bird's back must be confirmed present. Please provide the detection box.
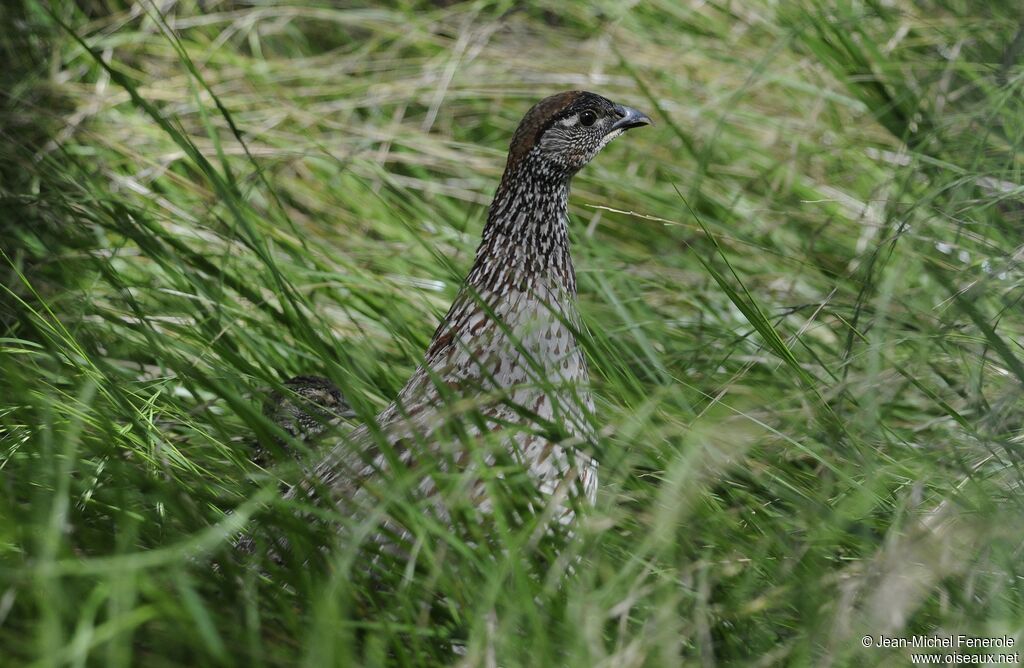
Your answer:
[305,265,598,529]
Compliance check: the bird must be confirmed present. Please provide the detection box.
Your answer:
[259,91,651,551]
[254,375,355,467]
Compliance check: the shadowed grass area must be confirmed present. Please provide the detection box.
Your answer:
[2,0,1023,665]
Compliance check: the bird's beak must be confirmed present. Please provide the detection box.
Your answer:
[609,104,653,133]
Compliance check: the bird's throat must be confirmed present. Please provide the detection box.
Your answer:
[466,166,576,298]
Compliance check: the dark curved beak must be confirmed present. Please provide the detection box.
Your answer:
[609,104,653,133]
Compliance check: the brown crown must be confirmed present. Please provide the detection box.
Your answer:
[506,90,587,166]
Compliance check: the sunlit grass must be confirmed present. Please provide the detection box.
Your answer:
[2,0,1022,665]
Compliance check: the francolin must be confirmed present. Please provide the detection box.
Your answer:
[265,91,651,546]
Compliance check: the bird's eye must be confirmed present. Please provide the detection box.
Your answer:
[579,110,597,127]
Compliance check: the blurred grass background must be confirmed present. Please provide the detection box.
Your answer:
[2,0,1023,665]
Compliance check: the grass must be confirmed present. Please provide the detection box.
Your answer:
[2,0,1023,665]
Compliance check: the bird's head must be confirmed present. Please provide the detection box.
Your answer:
[505,90,652,181]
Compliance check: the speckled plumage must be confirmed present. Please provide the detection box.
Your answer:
[277,91,650,541]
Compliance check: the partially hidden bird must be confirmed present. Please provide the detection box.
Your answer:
[260,91,651,548]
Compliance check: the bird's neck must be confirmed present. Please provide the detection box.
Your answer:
[464,165,575,297]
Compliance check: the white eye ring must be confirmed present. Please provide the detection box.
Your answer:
[579,109,597,126]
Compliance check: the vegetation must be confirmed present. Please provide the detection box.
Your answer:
[2,1,1022,665]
